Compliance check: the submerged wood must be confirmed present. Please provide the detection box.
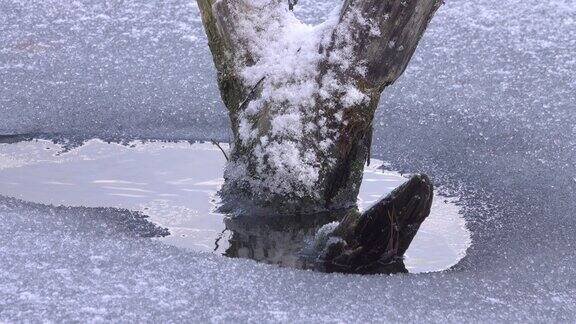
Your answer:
[223,175,433,274]
[320,174,433,273]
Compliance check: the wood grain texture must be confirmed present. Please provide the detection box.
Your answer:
[195,0,440,211]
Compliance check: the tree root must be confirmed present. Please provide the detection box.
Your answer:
[319,174,434,274]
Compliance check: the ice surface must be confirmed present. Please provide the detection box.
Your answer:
[1,0,575,321]
[0,139,470,273]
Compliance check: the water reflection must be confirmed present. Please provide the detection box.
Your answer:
[0,139,470,273]
[223,211,341,270]
[219,170,434,274]
[222,209,409,274]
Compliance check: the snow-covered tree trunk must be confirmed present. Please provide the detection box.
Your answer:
[197,0,441,213]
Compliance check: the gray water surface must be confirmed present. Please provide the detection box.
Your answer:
[0,139,470,274]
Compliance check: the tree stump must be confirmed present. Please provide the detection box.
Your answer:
[196,0,442,212]
[319,174,433,274]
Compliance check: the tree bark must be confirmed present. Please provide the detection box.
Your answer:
[196,0,441,213]
[321,174,433,273]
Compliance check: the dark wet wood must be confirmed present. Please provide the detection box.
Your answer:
[221,175,433,274]
[321,174,434,274]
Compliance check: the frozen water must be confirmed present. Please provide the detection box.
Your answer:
[1,0,575,321]
[0,139,470,274]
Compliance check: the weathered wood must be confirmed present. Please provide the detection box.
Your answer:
[196,0,247,138]
[334,0,443,89]
[317,0,441,208]
[288,0,298,11]
[321,174,433,274]
[195,0,441,212]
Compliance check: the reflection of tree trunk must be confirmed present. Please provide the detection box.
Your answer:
[222,175,433,274]
[223,209,345,269]
[197,0,441,212]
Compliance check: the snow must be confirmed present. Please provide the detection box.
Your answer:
[1,0,575,321]
[220,0,375,197]
[313,221,341,253]
[0,193,573,322]
[222,0,334,197]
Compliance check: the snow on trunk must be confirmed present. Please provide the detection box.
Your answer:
[197,0,441,212]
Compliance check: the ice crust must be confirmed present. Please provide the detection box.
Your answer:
[1,0,575,321]
[0,195,573,322]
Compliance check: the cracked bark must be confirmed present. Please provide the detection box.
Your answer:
[196,0,441,212]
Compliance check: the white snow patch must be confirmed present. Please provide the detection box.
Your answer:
[221,0,377,197]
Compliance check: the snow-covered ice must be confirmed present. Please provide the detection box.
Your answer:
[0,0,575,321]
